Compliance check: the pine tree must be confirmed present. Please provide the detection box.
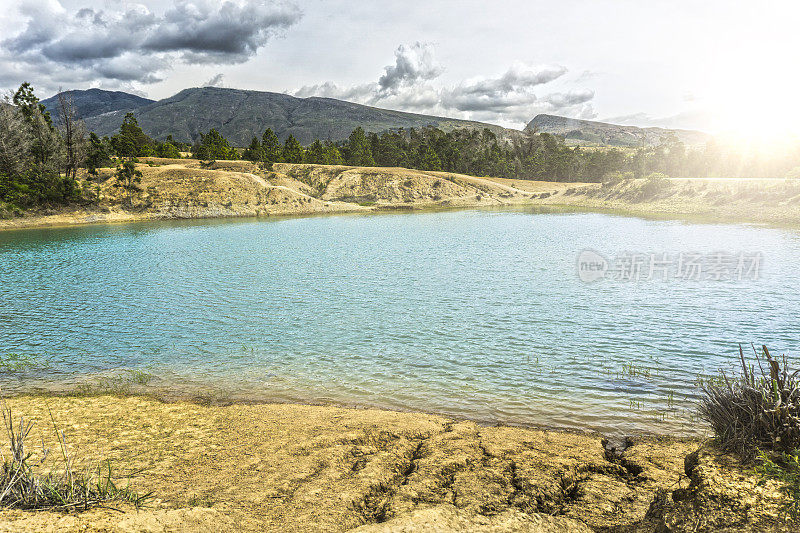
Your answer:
[13,82,52,128]
[111,113,154,157]
[262,128,282,164]
[323,142,344,165]
[304,140,325,164]
[282,135,304,163]
[345,127,375,166]
[416,144,442,171]
[86,133,113,174]
[192,129,238,160]
[156,141,181,159]
[243,137,265,162]
[9,83,64,200]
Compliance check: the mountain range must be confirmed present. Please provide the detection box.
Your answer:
[526,114,711,147]
[41,87,711,148]
[42,87,511,146]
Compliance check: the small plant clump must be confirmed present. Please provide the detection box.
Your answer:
[755,449,800,520]
[700,344,800,460]
[0,353,49,373]
[701,344,800,519]
[0,402,150,510]
[75,369,155,396]
[638,172,671,200]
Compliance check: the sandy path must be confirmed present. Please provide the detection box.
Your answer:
[241,172,325,202]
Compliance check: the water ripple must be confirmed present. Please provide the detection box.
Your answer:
[0,211,798,436]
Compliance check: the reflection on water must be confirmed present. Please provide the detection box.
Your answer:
[1,209,799,436]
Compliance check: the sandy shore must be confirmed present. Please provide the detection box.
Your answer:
[488,176,800,227]
[0,395,791,532]
[3,161,800,232]
[0,160,565,232]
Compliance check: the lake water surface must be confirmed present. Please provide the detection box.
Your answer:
[1,209,798,435]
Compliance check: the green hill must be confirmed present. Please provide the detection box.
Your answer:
[41,89,154,124]
[79,87,515,145]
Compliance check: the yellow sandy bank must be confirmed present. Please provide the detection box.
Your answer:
[3,160,800,232]
[0,396,792,532]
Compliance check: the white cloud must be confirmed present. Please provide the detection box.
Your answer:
[377,42,443,91]
[293,47,595,128]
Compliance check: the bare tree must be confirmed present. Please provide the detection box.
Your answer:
[57,91,87,181]
[0,95,31,179]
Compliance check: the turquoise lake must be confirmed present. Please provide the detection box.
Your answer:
[1,209,798,436]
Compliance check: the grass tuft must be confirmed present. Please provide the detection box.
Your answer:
[74,369,155,396]
[755,448,800,520]
[0,400,150,511]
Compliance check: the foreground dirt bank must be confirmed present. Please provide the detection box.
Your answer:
[0,396,792,532]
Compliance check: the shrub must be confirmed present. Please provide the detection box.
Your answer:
[602,171,625,187]
[639,172,671,199]
[700,344,800,460]
[113,160,142,206]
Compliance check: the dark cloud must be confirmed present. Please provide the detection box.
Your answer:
[0,0,302,91]
[75,8,105,25]
[143,1,301,62]
[41,32,139,62]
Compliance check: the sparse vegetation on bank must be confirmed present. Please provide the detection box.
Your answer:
[700,345,800,459]
[756,449,800,520]
[74,369,155,396]
[0,354,49,373]
[701,344,800,521]
[0,400,149,511]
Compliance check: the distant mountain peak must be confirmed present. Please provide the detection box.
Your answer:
[526,114,711,147]
[41,89,154,123]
